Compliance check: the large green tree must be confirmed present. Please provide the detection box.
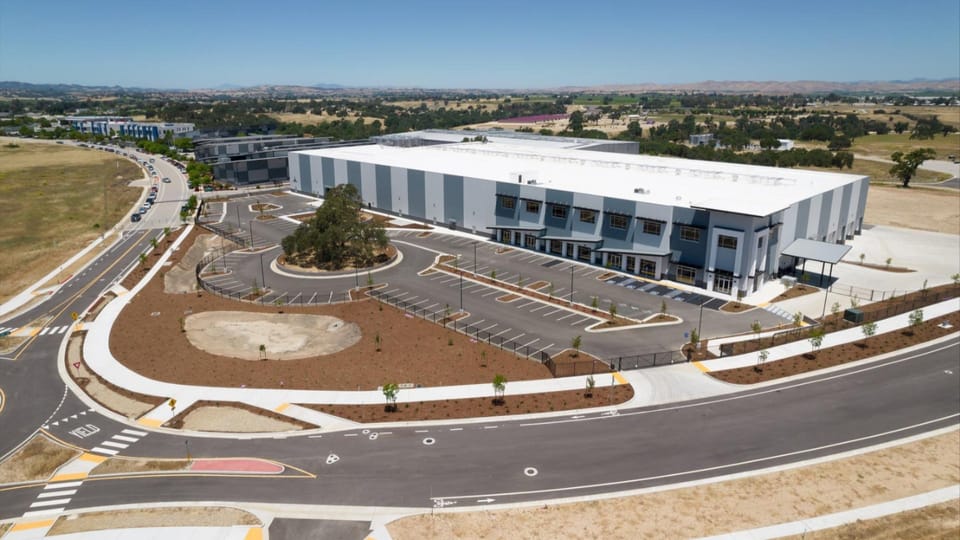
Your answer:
[889,148,936,188]
[281,184,388,270]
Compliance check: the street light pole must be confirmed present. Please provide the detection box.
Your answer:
[569,265,574,305]
[697,299,705,343]
[473,242,477,276]
[458,256,463,313]
[259,253,267,289]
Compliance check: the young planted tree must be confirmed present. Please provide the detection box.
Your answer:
[861,321,878,346]
[859,253,865,265]
[492,374,507,405]
[150,238,158,250]
[258,344,266,360]
[572,335,582,357]
[906,309,924,336]
[138,253,148,268]
[807,327,825,358]
[661,300,668,315]
[585,375,595,398]
[885,257,892,269]
[750,320,762,344]
[793,311,803,327]
[591,296,599,311]
[755,350,769,372]
[548,282,554,299]
[382,383,399,412]
[608,302,618,320]
[490,269,497,280]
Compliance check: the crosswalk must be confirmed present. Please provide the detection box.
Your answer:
[0,325,71,337]
[23,480,83,518]
[90,428,148,456]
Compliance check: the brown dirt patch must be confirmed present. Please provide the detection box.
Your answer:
[389,431,960,540]
[0,434,79,483]
[711,311,959,384]
[525,280,550,291]
[417,231,432,238]
[165,402,314,431]
[770,284,820,302]
[719,301,754,313]
[494,246,512,254]
[278,244,397,273]
[48,507,261,536]
[597,272,618,280]
[251,202,280,212]
[112,267,553,390]
[303,385,633,423]
[91,458,190,476]
[254,214,277,221]
[841,260,915,273]
[120,227,187,290]
[780,500,959,539]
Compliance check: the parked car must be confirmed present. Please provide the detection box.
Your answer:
[131,213,142,222]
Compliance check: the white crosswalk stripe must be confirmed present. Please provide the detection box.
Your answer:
[112,435,138,442]
[39,327,51,335]
[58,326,69,334]
[44,481,82,489]
[30,498,71,508]
[37,489,77,499]
[90,446,119,456]
[100,440,128,449]
[121,428,148,436]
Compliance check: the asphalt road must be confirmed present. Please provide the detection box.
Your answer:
[1,175,957,525]
[1,337,956,518]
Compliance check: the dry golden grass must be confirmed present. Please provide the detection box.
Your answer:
[390,431,959,539]
[91,458,191,475]
[779,500,959,540]
[268,112,382,125]
[0,434,80,483]
[864,185,960,234]
[48,507,261,535]
[850,132,960,159]
[801,159,951,185]
[0,140,142,303]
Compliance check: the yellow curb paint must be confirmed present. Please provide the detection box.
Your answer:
[612,372,628,385]
[757,302,770,308]
[692,361,711,373]
[274,403,291,413]
[244,527,263,540]
[50,472,88,482]
[29,327,42,337]
[79,453,108,464]
[10,519,56,532]
[137,417,164,427]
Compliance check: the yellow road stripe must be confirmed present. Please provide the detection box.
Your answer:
[756,301,770,308]
[50,472,88,482]
[137,417,164,427]
[244,527,263,540]
[78,452,108,464]
[274,403,290,413]
[10,519,56,532]
[692,361,710,373]
[29,327,42,337]
[612,372,628,385]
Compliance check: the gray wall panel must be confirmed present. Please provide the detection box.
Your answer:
[407,169,426,219]
[443,175,464,228]
[375,165,392,211]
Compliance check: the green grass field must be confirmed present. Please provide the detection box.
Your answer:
[850,132,960,158]
[0,141,142,302]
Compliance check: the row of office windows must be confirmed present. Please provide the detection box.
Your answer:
[498,196,660,233]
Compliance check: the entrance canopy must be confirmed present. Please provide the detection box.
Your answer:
[782,238,851,264]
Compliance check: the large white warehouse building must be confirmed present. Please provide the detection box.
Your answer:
[289,133,868,297]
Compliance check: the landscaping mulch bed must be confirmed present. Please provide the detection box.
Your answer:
[719,301,754,313]
[110,245,553,390]
[278,244,397,273]
[120,227,187,290]
[525,280,550,291]
[497,294,521,302]
[68,342,166,412]
[710,311,959,384]
[842,260,915,273]
[302,385,634,423]
[770,284,820,302]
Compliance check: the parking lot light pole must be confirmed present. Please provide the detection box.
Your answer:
[458,255,463,313]
[570,265,574,306]
[697,299,705,344]
[259,253,266,289]
[473,242,478,276]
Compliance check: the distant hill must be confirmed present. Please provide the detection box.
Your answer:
[1,78,957,98]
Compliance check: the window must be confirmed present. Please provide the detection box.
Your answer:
[551,205,568,219]
[677,265,697,284]
[579,209,596,223]
[607,253,622,268]
[525,200,541,214]
[577,245,591,261]
[757,236,764,249]
[679,226,700,242]
[718,235,738,250]
[639,259,657,278]
[609,214,628,230]
[524,234,537,248]
[641,220,662,236]
[499,195,516,210]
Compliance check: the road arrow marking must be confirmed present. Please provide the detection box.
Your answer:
[477,498,496,504]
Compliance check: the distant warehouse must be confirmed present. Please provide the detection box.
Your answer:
[65,116,194,141]
[288,131,867,297]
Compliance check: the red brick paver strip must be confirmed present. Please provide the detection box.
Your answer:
[190,458,284,474]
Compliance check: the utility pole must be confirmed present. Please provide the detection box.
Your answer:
[259,253,266,289]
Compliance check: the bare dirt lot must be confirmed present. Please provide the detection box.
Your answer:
[864,185,960,234]
[389,430,959,539]
[47,507,261,536]
[0,434,79,484]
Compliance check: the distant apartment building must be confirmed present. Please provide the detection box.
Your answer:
[65,116,195,141]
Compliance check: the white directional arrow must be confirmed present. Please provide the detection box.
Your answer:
[70,414,77,419]
[477,498,496,504]
[570,415,584,419]
[51,422,59,426]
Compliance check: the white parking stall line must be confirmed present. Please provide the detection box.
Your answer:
[516,301,537,308]
[481,323,498,331]
[570,317,590,326]
[307,292,318,304]
[490,328,512,338]
[481,290,500,298]
[423,303,439,311]
[438,277,458,284]
[517,254,539,262]
[542,309,563,317]
[461,283,481,291]
[384,288,401,295]
[532,343,555,357]
[528,305,549,313]
[37,489,77,499]
[327,291,334,303]
[470,319,485,327]
[475,265,489,273]
[506,332,526,342]
[429,274,448,281]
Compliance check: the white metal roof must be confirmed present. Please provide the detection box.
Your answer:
[295,142,866,217]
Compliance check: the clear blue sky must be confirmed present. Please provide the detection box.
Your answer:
[1,0,958,89]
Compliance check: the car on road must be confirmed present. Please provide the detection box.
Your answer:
[139,206,148,214]
[131,213,142,222]
[149,158,155,163]
[162,177,171,183]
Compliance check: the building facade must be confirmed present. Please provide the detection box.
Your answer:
[65,116,195,141]
[289,137,868,297]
